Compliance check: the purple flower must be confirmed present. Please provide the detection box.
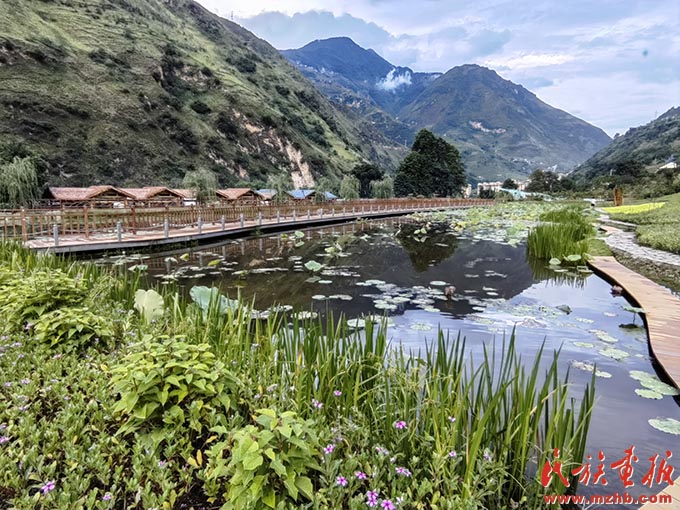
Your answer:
[448,450,457,458]
[483,451,492,462]
[336,476,348,487]
[158,460,167,468]
[394,420,407,430]
[40,480,56,494]
[395,467,412,477]
[312,399,324,409]
[381,500,396,510]
[448,416,456,423]
[323,443,336,455]
[24,323,33,331]
[21,379,30,385]
[366,490,379,507]
[375,446,389,456]
[333,390,342,397]
[0,436,9,444]
[102,493,112,501]
[355,471,368,480]
[3,382,11,387]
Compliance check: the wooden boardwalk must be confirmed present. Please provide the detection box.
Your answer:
[588,256,680,388]
[639,475,680,509]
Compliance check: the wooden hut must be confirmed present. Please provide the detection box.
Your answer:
[287,189,316,201]
[215,188,263,204]
[170,189,197,206]
[44,186,136,208]
[120,187,185,207]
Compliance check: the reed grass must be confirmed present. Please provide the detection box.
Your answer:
[527,206,595,261]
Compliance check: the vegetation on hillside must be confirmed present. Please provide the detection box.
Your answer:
[0,0,400,189]
[394,129,466,197]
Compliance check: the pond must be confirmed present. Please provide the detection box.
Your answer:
[100,213,679,501]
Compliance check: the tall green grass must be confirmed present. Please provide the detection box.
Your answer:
[527,206,595,261]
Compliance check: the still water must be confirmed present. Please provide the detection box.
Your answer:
[101,218,679,502]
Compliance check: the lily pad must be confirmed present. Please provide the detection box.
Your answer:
[590,329,618,343]
[549,258,561,266]
[346,318,365,329]
[573,342,594,348]
[569,360,612,378]
[599,347,629,360]
[635,389,664,399]
[304,260,323,272]
[294,231,305,238]
[312,295,327,301]
[429,281,448,286]
[565,254,582,262]
[317,280,333,285]
[648,418,680,435]
[410,322,433,331]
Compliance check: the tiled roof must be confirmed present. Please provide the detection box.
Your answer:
[287,189,316,200]
[170,189,197,199]
[119,187,185,200]
[47,186,136,201]
[256,189,278,199]
[215,188,259,200]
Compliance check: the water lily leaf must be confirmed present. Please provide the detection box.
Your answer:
[318,280,332,284]
[410,322,433,331]
[429,281,447,286]
[128,264,148,272]
[164,257,177,264]
[179,253,190,261]
[549,258,561,266]
[565,254,582,262]
[635,389,663,399]
[190,286,239,315]
[134,289,164,323]
[207,259,221,267]
[573,342,594,348]
[305,276,320,283]
[569,360,611,378]
[304,260,323,272]
[294,231,305,238]
[648,417,680,435]
[639,378,680,396]
[599,347,629,360]
[590,329,618,343]
[346,318,365,329]
[623,305,645,314]
[311,295,327,301]
[294,241,305,247]
[330,294,352,301]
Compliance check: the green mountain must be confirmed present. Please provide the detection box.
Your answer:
[0,0,402,187]
[282,39,612,180]
[572,107,680,180]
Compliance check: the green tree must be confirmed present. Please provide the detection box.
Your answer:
[526,169,561,193]
[501,178,518,189]
[339,175,360,199]
[0,157,41,208]
[266,173,294,204]
[394,129,465,197]
[351,163,384,198]
[182,167,217,204]
[371,176,394,198]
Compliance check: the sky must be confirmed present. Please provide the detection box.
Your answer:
[197,0,680,137]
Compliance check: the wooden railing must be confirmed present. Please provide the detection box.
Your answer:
[0,198,492,243]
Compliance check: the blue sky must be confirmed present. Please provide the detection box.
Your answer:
[197,0,680,136]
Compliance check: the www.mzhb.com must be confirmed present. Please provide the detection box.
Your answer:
[544,492,673,505]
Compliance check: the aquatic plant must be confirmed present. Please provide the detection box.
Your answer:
[527,206,595,262]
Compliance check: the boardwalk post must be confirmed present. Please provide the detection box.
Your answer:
[20,208,27,242]
[198,216,203,234]
[320,208,324,219]
[116,221,122,243]
[332,207,335,218]
[221,216,225,230]
[276,210,280,223]
[293,210,297,222]
[352,206,355,215]
[343,207,346,216]
[240,214,244,228]
[131,205,137,235]
[83,206,90,239]
[307,209,310,220]
[164,219,169,239]
[258,212,262,226]
[53,224,59,247]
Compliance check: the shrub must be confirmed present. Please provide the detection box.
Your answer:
[111,339,242,434]
[32,306,113,351]
[190,100,212,114]
[204,409,320,509]
[234,57,256,73]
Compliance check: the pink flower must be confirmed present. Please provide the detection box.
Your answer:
[333,390,342,397]
[448,450,457,458]
[40,481,56,494]
[355,470,368,480]
[394,420,407,430]
[366,490,379,507]
[336,476,348,487]
[395,466,411,477]
[381,500,396,510]
[102,493,112,501]
[323,443,336,454]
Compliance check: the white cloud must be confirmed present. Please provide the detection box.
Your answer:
[485,52,577,70]
[376,68,412,91]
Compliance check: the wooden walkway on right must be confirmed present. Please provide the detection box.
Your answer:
[588,256,680,388]
[639,475,680,509]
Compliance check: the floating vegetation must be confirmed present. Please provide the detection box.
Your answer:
[569,360,612,378]
[429,280,448,286]
[648,418,680,435]
[573,342,594,348]
[635,389,664,399]
[312,295,327,301]
[590,329,619,343]
[630,371,680,396]
[410,322,433,331]
[317,280,333,285]
[304,260,323,272]
[599,347,630,360]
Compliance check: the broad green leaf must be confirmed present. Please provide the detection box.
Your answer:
[295,476,314,500]
[303,260,323,272]
[134,289,165,323]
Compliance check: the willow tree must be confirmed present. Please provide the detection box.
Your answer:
[371,176,394,198]
[339,175,360,199]
[266,173,294,204]
[0,157,40,208]
[182,168,217,204]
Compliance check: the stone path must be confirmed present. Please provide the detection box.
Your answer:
[599,224,680,270]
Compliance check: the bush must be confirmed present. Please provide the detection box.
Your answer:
[33,307,113,351]
[190,100,212,114]
[111,339,242,435]
[204,409,320,510]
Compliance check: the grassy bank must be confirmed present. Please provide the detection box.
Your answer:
[604,193,680,255]
[0,243,594,509]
